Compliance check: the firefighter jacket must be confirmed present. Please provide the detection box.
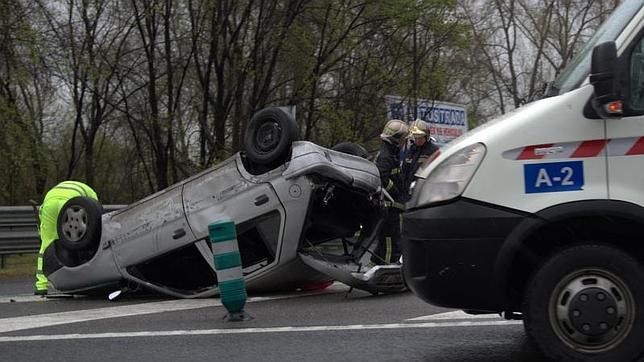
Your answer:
[376,141,405,207]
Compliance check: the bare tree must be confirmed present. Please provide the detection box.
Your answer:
[0,0,53,203]
[35,0,137,188]
[458,0,616,119]
[128,0,194,190]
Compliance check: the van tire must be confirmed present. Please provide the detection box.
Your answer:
[57,197,103,251]
[522,243,644,361]
[243,107,298,167]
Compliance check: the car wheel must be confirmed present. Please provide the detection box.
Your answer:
[331,142,368,159]
[522,243,644,361]
[243,107,298,167]
[57,196,103,251]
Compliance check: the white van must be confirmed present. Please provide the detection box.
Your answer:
[401,1,644,360]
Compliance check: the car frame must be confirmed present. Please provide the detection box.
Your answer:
[44,108,405,298]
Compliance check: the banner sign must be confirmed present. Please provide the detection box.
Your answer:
[385,95,468,146]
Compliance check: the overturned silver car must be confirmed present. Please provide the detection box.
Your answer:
[42,108,405,298]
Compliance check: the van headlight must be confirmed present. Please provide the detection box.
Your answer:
[410,143,486,207]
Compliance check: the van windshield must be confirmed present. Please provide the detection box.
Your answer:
[545,0,643,97]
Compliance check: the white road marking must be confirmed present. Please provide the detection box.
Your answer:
[0,295,48,304]
[0,320,523,343]
[0,283,349,304]
[406,310,506,321]
[0,284,349,334]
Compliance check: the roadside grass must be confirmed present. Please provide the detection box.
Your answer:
[0,254,37,278]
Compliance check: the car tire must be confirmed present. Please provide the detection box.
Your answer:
[522,243,644,361]
[243,107,298,167]
[331,142,368,159]
[57,196,103,251]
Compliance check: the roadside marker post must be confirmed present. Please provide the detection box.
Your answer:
[208,219,252,321]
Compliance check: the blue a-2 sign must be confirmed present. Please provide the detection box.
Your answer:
[524,161,584,193]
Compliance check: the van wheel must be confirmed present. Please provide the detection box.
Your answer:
[57,197,103,251]
[522,243,644,361]
[243,107,298,167]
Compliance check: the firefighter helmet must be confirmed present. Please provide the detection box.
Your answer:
[409,119,430,138]
[380,119,409,144]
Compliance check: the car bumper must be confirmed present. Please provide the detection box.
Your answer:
[401,198,527,311]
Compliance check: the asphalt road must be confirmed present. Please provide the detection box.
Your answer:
[0,276,547,361]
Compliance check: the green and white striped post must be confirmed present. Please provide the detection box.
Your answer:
[208,219,252,321]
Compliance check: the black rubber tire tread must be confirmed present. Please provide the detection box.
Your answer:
[522,243,644,362]
[57,196,103,251]
[243,107,298,166]
[331,142,368,159]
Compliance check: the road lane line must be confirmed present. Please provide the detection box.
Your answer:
[0,284,349,334]
[0,320,523,342]
[0,283,350,304]
[406,310,505,321]
[0,295,48,303]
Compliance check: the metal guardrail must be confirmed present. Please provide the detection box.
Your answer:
[0,205,126,257]
[0,206,41,256]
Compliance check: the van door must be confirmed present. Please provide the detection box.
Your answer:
[607,34,644,204]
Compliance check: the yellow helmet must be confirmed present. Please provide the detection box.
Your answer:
[380,119,409,144]
[409,119,430,137]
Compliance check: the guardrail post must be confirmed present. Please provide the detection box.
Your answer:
[208,219,252,322]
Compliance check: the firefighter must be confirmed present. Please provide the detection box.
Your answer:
[401,119,439,202]
[35,180,98,295]
[371,119,409,265]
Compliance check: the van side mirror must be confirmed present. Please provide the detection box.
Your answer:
[589,41,623,118]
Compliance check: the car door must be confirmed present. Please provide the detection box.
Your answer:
[109,184,195,267]
[182,157,284,259]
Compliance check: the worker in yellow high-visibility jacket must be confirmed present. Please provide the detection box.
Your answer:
[35,181,98,295]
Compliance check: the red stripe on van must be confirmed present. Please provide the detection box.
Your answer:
[626,137,644,155]
[516,144,553,160]
[570,139,606,158]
